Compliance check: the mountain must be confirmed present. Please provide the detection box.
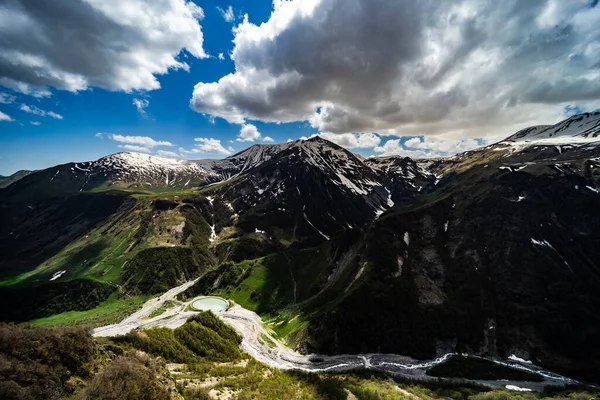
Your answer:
[0,170,33,188]
[192,142,293,179]
[0,153,219,203]
[505,112,600,143]
[1,113,600,382]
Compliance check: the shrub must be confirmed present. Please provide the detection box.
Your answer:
[76,352,171,400]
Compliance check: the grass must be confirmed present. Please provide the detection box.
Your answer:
[259,333,277,348]
[216,261,269,311]
[0,204,142,286]
[29,293,151,327]
[0,194,201,288]
[265,312,308,343]
[148,300,177,319]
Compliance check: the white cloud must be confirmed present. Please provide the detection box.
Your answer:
[0,92,16,104]
[403,137,483,154]
[374,139,431,158]
[218,53,225,61]
[156,150,180,158]
[237,123,262,142]
[119,144,152,153]
[20,104,63,119]
[47,111,63,120]
[217,5,235,22]
[0,0,207,95]
[20,104,44,116]
[318,132,381,149]
[108,134,174,149]
[0,111,14,122]
[374,136,485,158]
[133,98,150,116]
[263,136,274,142]
[95,132,104,138]
[191,0,600,144]
[187,137,232,154]
[30,121,41,125]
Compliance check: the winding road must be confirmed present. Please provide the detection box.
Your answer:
[93,280,579,391]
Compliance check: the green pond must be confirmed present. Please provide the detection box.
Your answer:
[191,296,229,312]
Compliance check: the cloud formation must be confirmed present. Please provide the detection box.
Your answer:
[183,138,232,155]
[20,104,63,119]
[374,136,484,157]
[106,134,174,153]
[237,124,261,142]
[119,144,153,153]
[0,92,16,104]
[191,0,600,143]
[236,123,275,143]
[318,132,381,149]
[133,98,150,116]
[218,5,235,23]
[156,150,180,158]
[0,111,13,122]
[0,0,207,95]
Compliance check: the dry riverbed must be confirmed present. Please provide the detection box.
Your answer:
[93,280,579,392]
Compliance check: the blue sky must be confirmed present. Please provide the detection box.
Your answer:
[1,0,599,175]
[0,1,294,175]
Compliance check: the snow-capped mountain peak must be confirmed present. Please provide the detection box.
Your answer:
[504,112,600,145]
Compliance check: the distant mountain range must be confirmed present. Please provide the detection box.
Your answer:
[0,170,33,189]
[1,111,600,382]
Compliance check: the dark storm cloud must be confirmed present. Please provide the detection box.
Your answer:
[191,0,600,142]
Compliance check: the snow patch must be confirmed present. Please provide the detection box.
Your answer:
[505,385,532,392]
[347,264,366,291]
[393,257,403,278]
[531,238,574,273]
[586,185,599,194]
[304,212,330,240]
[531,238,553,249]
[209,225,216,242]
[385,188,394,208]
[50,270,66,281]
[335,172,368,195]
[499,165,526,172]
[403,232,410,246]
[49,170,60,182]
[508,355,533,364]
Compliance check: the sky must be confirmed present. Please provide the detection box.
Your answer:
[0,0,599,175]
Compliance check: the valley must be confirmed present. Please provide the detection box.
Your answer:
[1,112,600,398]
[92,280,580,392]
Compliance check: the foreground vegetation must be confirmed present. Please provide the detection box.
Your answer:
[1,316,597,400]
